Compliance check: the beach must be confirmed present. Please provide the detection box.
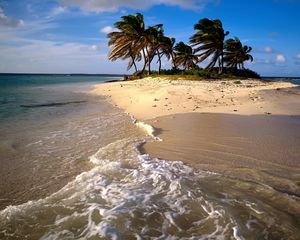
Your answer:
[93,77,300,189]
[93,77,300,119]
[92,77,300,238]
[1,75,300,239]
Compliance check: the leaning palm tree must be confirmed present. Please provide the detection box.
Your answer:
[108,13,148,74]
[174,42,198,70]
[224,37,253,69]
[108,31,141,72]
[190,18,229,74]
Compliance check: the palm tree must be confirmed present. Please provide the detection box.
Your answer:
[174,42,198,70]
[159,37,177,71]
[190,18,229,74]
[108,31,141,72]
[146,27,177,74]
[107,13,148,74]
[144,24,164,74]
[224,37,253,69]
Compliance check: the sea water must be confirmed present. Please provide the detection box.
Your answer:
[0,74,300,239]
[0,74,124,208]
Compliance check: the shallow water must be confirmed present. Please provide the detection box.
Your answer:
[1,75,300,239]
[0,74,123,208]
[1,131,300,239]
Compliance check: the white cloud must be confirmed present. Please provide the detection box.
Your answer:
[252,59,272,65]
[295,54,300,60]
[100,26,117,34]
[83,44,102,51]
[59,0,217,12]
[264,47,273,53]
[0,39,124,74]
[0,7,24,28]
[46,6,69,19]
[253,46,276,54]
[275,54,286,63]
[51,6,68,16]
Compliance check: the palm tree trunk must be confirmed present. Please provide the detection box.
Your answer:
[184,58,188,71]
[171,53,177,69]
[220,51,224,74]
[218,52,224,74]
[131,55,138,72]
[146,48,151,75]
[141,48,147,74]
[206,58,217,72]
[157,50,162,74]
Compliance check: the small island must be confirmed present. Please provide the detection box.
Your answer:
[1,4,300,240]
[94,13,299,119]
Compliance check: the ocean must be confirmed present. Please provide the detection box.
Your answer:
[0,74,299,239]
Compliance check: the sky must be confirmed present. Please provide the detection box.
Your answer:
[0,0,300,76]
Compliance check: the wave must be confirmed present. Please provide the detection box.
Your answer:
[2,131,289,239]
[1,137,234,239]
[127,113,162,142]
[0,111,298,239]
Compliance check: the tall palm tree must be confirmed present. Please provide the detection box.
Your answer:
[146,27,176,74]
[159,37,177,71]
[190,18,229,74]
[174,42,198,70]
[107,13,148,74]
[144,24,164,74]
[224,37,253,69]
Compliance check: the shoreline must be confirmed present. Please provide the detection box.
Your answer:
[140,112,300,197]
[93,76,300,194]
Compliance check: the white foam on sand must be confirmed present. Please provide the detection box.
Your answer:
[127,113,162,141]
[0,134,245,239]
[0,114,277,239]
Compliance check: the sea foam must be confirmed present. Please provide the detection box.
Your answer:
[127,113,162,141]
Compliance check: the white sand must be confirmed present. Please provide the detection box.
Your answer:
[93,77,299,120]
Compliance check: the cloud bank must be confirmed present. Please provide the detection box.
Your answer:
[59,0,217,12]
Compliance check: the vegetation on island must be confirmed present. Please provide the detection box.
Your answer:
[107,13,260,79]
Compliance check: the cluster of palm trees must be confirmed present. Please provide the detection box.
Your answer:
[107,13,253,75]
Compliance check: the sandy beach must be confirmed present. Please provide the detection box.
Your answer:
[93,77,300,196]
[93,77,300,119]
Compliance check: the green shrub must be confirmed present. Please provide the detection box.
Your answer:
[225,68,261,79]
[133,67,260,80]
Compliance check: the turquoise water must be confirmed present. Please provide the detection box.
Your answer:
[0,74,124,208]
[0,74,122,123]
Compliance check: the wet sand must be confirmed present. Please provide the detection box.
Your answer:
[141,113,300,197]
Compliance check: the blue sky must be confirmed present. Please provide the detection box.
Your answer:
[0,0,300,76]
